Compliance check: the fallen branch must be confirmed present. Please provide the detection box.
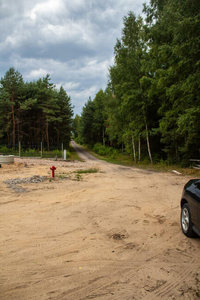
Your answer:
[172,170,182,176]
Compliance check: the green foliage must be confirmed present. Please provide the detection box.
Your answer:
[0,145,11,154]
[0,67,24,150]
[0,68,74,149]
[23,148,40,157]
[93,143,118,159]
[142,0,200,164]
[72,114,81,139]
[79,98,96,145]
[0,145,73,159]
[71,1,200,166]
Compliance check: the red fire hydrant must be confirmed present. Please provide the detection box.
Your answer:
[50,166,56,178]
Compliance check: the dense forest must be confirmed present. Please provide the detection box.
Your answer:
[74,0,200,166]
[0,68,73,150]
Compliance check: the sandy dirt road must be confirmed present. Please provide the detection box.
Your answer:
[1,144,200,300]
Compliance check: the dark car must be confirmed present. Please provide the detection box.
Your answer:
[180,179,200,237]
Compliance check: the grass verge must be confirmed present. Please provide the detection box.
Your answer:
[68,144,82,161]
[81,145,200,177]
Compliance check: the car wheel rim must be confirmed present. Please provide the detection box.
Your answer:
[182,207,189,232]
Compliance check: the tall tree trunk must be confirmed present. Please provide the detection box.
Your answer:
[7,131,10,144]
[138,136,141,162]
[103,129,105,146]
[131,134,137,163]
[145,123,153,164]
[46,119,49,151]
[57,111,61,144]
[57,123,60,144]
[11,91,15,150]
[17,117,19,144]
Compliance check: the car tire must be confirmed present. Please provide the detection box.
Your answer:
[181,203,195,237]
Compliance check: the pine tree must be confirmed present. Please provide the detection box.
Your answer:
[0,67,24,149]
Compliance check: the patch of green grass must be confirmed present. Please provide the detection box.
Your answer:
[68,144,83,161]
[82,145,200,177]
[48,168,98,182]
[75,174,81,181]
[57,174,68,179]
[74,168,98,174]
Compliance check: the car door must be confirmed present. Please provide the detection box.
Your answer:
[198,202,200,231]
[195,182,200,231]
[185,181,198,226]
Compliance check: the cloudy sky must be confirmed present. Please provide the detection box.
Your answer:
[0,0,147,115]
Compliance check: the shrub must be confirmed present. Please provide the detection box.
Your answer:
[0,145,10,154]
[65,151,71,158]
[93,143,118,158]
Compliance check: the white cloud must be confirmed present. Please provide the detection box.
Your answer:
[66,0,85,10]
[77,58,112,79]
[62,82,80,91]
[27,68,49,79]
[27,0,65,21]
[70,85,98,115]
[0,0,148,115]
[41,21,93,44]
[72,85,97,99]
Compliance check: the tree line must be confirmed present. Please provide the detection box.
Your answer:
[0,68,73,150]
[73,0,200,166]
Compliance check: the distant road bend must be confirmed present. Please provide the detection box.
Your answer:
[71,141,99,162]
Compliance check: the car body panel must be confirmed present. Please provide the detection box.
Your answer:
[181,179,200,236]
[197,192,200,231]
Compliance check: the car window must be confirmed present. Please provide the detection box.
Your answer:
[195,182,200,189]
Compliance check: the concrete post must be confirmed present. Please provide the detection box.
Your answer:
[64,150,67,160]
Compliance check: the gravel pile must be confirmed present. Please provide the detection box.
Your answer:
[3,175,47,193]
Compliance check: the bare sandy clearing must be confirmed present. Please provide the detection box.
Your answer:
[0,156,200,300]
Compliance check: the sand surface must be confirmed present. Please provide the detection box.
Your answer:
[1,147,200,300]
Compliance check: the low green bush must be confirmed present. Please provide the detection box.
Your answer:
[0,145,10,154]
[22,148,40,156]
[93,143,118,158]
[65,151,71,158]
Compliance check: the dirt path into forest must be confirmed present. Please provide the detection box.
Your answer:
[1,144,200,300]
